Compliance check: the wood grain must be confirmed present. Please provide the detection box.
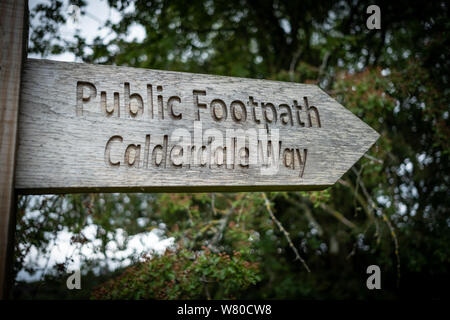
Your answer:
[0,0,27,299]
[16,59,379,194]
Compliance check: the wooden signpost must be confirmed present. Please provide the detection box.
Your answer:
[1,0,28,299]
[16,59,379,193]
[1,0,379,298]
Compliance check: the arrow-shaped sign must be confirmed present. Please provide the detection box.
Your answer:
[15,59,379,193]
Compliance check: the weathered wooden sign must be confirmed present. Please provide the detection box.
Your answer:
[15,59,379,193]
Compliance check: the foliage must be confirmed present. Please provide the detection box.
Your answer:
[91,246,260,299]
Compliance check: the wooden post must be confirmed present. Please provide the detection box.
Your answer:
[0,0,28,299]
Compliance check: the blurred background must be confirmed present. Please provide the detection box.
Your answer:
[12,0,449,299]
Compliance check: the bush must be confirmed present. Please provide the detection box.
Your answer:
[91,246,260,299]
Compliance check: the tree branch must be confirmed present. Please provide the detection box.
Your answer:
[262,193,310,272]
